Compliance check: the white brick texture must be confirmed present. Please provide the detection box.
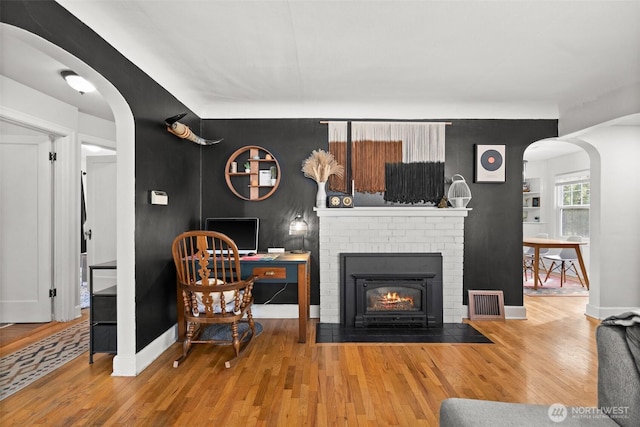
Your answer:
[316,207,469,324]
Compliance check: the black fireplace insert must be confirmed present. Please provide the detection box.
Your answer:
[341,253,443,328]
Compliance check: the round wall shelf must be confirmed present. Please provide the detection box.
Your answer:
[224,145,280,201]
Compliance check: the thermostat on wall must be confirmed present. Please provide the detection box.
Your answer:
[150,190,168,205]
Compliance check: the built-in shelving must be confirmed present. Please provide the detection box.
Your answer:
[225,145,280,201]
[523,178,542,223]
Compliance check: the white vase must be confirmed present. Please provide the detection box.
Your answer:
[316,181,327,208]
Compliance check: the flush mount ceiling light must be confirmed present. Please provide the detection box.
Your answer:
[60,70,95,94]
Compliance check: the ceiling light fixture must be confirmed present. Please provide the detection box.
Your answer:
[60,70,95,94]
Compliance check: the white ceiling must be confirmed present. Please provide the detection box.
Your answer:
[49,0,639,119]
[1,1,639,158]
[0,26,114,121]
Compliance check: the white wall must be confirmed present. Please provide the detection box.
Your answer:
[79,112,116,145]
[578,125,640,316]
[1,74,116,321]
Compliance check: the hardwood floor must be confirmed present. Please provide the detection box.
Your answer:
[0,297,599,426]
[0,311,90,357]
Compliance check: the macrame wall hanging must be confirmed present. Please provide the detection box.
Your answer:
[327,121,446,204]
[327,122,348,193]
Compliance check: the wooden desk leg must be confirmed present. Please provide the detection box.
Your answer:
[298,262,308,343]
[574,245,590,290]
[533,247,540,290]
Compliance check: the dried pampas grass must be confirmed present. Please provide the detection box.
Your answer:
[301,149,344,183]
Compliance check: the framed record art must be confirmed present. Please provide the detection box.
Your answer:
[475,144,506,183]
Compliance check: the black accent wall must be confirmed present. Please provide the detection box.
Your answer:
[202,119,558,308]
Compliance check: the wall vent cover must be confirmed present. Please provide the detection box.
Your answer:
[468,290,505,320]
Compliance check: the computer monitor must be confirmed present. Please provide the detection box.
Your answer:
[204,217,259,255]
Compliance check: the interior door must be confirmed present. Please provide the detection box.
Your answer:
[86,155,117,291]
[0,129,53,322]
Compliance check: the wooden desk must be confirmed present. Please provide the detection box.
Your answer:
[176,252,311,343]
[523,237,589,290]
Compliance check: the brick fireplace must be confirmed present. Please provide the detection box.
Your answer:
[315,207,469,324]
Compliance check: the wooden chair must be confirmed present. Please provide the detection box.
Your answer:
[171,230,257,368]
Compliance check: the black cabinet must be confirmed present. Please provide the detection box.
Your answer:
[89,261,117,363]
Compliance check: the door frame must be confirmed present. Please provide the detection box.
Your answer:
[85,154,117,291]
[0,106,79,321]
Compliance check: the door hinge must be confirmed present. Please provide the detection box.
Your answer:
[49,152,57,162]
[49,288,57,298]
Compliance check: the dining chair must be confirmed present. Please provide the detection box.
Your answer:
[523,233,549,282]
[542,235,585,287]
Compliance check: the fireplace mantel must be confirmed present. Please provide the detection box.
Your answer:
[315,206,471,218]
[315,206,470,324]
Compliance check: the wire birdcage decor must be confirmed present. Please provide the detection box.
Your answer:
[447,174,472,208]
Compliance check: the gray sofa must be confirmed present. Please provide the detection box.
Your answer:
[440,319,640,427]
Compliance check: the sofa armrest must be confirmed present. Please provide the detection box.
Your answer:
[596,324,640,427]
[439,398,618,426]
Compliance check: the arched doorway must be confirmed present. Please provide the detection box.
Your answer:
[0,23,137,376]
[522,136,602,314]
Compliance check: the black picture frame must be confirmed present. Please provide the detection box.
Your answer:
[532,197,540,207]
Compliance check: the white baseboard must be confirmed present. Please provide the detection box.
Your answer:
[112,324,177,377]
[461,305,527,320]
[585,304,640,320]
[504,305,527,319]
[112,354,136,377]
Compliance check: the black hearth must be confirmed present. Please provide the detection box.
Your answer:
[341,253,443,328]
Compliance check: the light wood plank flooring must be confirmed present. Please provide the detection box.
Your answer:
[0,296,598,426]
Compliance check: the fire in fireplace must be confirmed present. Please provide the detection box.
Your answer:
[354,273,431,327]
[341,253,443,328]
[371,290,416,311]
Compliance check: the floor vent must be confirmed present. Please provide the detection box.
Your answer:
[468,290,505,320]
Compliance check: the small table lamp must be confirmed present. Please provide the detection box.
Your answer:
[289,214,308,253]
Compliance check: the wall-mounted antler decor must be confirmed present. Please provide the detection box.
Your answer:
[164,113,223,146]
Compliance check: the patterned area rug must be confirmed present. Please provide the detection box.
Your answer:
[81,280,90,309]
[523,276,589,296]
[0,320,89,400]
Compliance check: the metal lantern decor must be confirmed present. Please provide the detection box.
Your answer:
[447,174,472,208]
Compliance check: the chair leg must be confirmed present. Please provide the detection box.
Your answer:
[247,309,256,336]
[560,261,567,287]
[568,262,585,287]
[538,259,548,275]
[174,322,198,368]
[544,261,557,282]
[231,322,240,356]
[523,258,529,281]
[224,318,256,369]
[173,338,192,368]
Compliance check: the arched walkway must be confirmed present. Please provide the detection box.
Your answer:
[1,23,138,376]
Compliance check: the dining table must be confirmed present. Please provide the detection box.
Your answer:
[522,236,589,290]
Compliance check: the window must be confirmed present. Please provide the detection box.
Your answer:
[556,171,590,238]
